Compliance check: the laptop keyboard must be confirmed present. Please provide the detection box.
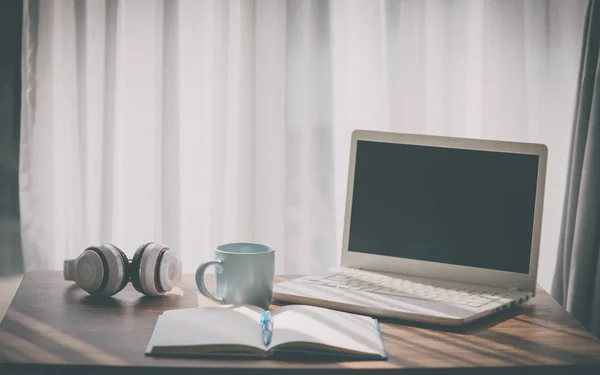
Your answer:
[299,270,509,307]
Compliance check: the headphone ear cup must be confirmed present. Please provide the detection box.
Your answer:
[130,243,152,294]
[133,242,179,296]
[111,244,130,294]
[73,244,129,296]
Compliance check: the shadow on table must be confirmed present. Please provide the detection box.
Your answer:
[63,284,125,309]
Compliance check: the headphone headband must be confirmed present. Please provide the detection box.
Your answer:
[64,259,77,281]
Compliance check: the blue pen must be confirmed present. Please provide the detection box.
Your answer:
[260,311,273,346]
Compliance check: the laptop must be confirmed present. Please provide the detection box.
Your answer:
[273,130,547,326]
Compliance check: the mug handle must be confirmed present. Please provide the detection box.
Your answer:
[195,260,225,303]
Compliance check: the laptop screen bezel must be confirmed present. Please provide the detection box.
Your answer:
[340,130,547,293]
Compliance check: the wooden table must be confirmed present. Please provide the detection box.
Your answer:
[1,271,599,374]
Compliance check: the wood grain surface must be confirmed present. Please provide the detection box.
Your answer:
[0,271,599,374]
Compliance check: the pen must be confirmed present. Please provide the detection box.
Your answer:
[261,311,273,346]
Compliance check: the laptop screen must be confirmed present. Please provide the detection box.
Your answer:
[348,140,539,274]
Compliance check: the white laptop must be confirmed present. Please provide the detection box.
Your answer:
[273,130,547,326]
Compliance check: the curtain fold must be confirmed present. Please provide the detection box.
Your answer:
[20,0,587,284]
[552,0,600,337]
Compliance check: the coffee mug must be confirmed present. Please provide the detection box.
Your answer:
[195,242,275,310]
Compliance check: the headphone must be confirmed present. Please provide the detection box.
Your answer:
[63,243,182,297]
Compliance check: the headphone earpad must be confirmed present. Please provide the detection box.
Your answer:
[111,244,130,294]
[130,242,152,294]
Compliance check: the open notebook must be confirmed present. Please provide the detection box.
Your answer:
[146,305,387,360]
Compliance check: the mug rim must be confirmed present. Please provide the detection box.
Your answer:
[216,242,274,255]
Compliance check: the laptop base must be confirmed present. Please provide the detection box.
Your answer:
[273,268,531,326]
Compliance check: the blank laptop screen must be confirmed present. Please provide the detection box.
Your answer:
[348,140,539,274]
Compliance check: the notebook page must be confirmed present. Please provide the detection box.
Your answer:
[148,306,264,351]
[269,305,383,356]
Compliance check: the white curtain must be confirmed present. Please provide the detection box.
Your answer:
[20,0,587,290]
